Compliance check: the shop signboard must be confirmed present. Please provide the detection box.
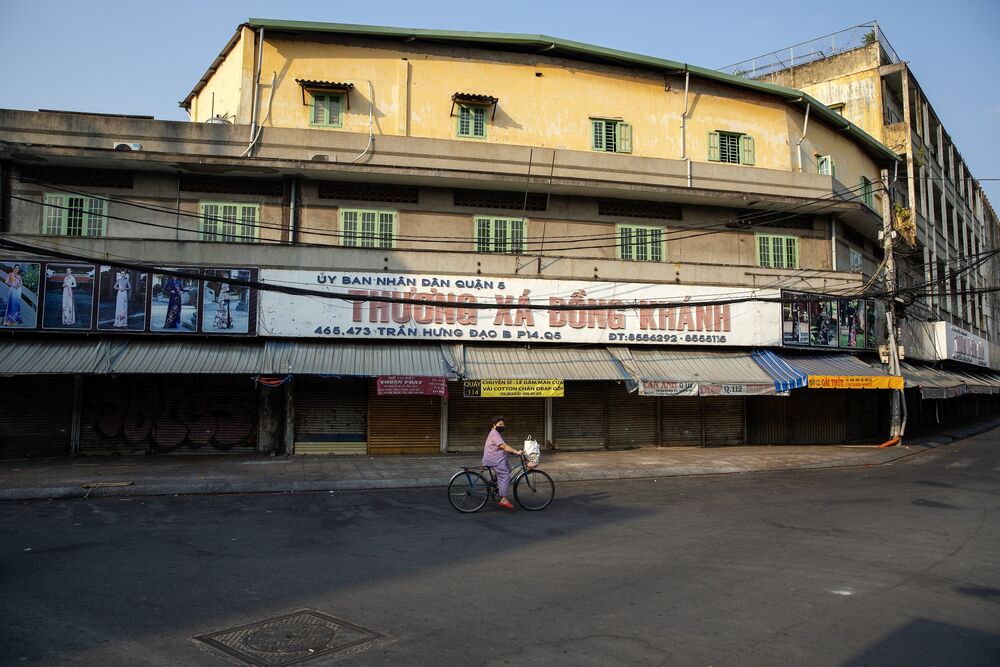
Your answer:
[376,376,448,397]
[902,320,989,367]
[807,375,904,390]
[781,290,880,351]
[259,270,782,347]
[463,379,564,398]
[639,380,781,396]
[637,381,698,397]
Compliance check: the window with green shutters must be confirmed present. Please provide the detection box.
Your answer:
[43,193,107,237]
[617,225,664,262]
[474,216,525,254]
[457,105,487,139]
[861,176,874,208]
[817,155,835,176]
[591,119,632,153]
[199,202,260,242]
[708,131,755,165]
[311,93,344,127]
[340,209,396,249]
[756,234,799,269]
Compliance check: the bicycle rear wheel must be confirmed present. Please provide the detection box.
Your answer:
[513,470,554,511]
[448,470,490,513]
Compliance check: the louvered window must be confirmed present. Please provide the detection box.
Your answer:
[457,105,487,138]
[474,216,525,254]
[199,202,260,242]
[341,209,396,249]
[861,177,874,208]
[618,225,664,262]
[817,155,835,176]
[43,193,107,237]
[591,119,632,153]
[708,131,755,165]
[756,234,798,269]
[311,94,344,127]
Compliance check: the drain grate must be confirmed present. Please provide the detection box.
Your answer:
[195,609,383,666]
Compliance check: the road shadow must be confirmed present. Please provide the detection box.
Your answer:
[841,618,1000,666]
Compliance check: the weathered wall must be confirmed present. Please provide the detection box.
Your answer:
[190,26,256,124]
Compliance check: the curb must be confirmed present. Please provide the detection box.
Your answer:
[2,420,997,502]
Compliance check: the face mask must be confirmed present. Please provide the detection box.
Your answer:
[495,426,505,433]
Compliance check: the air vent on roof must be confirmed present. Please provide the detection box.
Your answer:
[112,141,142,151]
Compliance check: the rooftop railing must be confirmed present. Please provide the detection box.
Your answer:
[718,21,901,81]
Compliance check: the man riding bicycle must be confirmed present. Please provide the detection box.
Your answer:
[483,416,522,510]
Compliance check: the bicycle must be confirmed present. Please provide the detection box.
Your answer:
[448,454,555,512]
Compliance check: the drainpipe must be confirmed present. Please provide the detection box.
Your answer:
[831,217,838,271]
[681,69,691,187]
[796,101,811,172]
[249,27,264,142]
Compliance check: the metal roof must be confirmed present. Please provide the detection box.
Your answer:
[0,339,108,374]
[109,340,265,374]
[623,348,776,384]
[459,345,628,381]
[779,352,894,378]
[898,361,969,399]
[262,341,453,377]
[232,18,898,163]
[751,349,808,392]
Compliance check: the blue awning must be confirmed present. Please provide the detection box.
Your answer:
[751,349,807,392]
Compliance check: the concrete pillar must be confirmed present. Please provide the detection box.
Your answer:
[70,374,83,455]
[283,377,296,455]
[440,392,449,453]
[257,383,285,454]
[544,397,554,451]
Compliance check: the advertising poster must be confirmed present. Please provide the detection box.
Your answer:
[258,270,783,347]
[0,261,40,328]
[202,268,255,335]
[807,300,838,347]
[151,268,200,333]
[782,301,809,345]
[464,379,565,398]
[837,299,866,349]
[42,263,95,330]
[97,266,147,331]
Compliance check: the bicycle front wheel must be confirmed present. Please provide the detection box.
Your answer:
[513,470,554,511]
[448,470,490,513]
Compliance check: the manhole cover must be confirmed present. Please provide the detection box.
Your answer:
[195,610,383,666]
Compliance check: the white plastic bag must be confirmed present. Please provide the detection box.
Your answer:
[523,436,541,468]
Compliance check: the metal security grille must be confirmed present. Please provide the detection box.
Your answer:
[606,383,658,448]
[453,189,547,211]
[20,166,134,189]
[718,132,741,164]
[318,181,419,204]
[553,381,607,450]
[0,376,72,458]
[179,175,283,196]
[295,378,368,454]
[446,382,545,453]
[598,199,682,220]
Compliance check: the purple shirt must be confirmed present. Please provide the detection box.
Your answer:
[482,427,507,466]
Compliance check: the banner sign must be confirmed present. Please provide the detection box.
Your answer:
[698,382,783,396]
[807,375,904,390]
[637,381,698,397]
[781,290,879,351]
[639,380,781,396]
[463,379,564,398]
[258,270,782,347]
[376,376,448,397]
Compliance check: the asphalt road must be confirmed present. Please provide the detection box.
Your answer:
[2,434,998,666]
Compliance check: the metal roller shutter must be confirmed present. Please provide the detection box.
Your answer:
[446,381,545,453]
[80,376,258,455]
[368,383,440,455]
[788,390,846,444]
[747,396,788,445]
[0,376,72,459]
[660,398,703,446]
[295,378,368,455]
[704,397,746,446]
[607,383,658,449]
[845,390,880,442]
[553,381,606,450]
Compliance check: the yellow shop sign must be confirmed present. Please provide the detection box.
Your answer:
[463,379,565,397]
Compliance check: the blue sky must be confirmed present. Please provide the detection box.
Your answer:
[1,0,997,202]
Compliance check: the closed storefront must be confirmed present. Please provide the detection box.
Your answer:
[607,382,657,449]
[0,375,73,458]
[446,381,544,453]
[80,375,259,455]
[748,390,846,445]
[294,377,368,454]
[660,397,746,447]
[553,381,607,450]
[368,383,441,455]
[845,390,884,442]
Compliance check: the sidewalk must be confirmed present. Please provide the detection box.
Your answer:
[2,418,998,501]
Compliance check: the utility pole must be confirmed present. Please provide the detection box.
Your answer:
[880,168,903,438]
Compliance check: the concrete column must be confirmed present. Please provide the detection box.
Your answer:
[70,374,83,455]
[283,377,296,455]
[439,392,448,453]
[397,60,411,137]
[257,383,285,454]
[544,397,554,451]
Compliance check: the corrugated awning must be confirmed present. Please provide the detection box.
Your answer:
[0,339,114,374]
[898,361,970,399]
[777,352,904,390]
[948,367,1000,395]
[261,341,453,377]
[110,340,266,374]
[455,345,628,381]
[613,348,783,396]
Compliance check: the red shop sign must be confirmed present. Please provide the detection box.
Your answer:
[376,375,449,397]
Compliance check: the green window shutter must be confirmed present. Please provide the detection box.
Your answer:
[43,194,65,235]
[378,212,395,249]
[221,204,239,240]
[360,211,377,248]
[616,122,633,153]
[786,238,798,268]
[475,217,491,252]
[511,219,525,254]
[342,210,358,247]
[592,120,605,151]
[329,95,342,126]
[473,107,486,138]
[771,236,784,268]
[312,95,325,124]
[708,131,721,161]
[619,227,633,260]
[757,235,770,267]
[240,205,258,242]
[650,228,663,262]
[740,135,756,165]
[458,106,472,137]
[86,198,106,237]
[201,203,219,240]
[66,196,84,236]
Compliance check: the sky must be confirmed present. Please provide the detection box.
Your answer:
[1,0,998,202]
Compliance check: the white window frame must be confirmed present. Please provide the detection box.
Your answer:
[756,234,799,269]
[340,208,397,249]
[474,216,526,254]
[199,202,261,243]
